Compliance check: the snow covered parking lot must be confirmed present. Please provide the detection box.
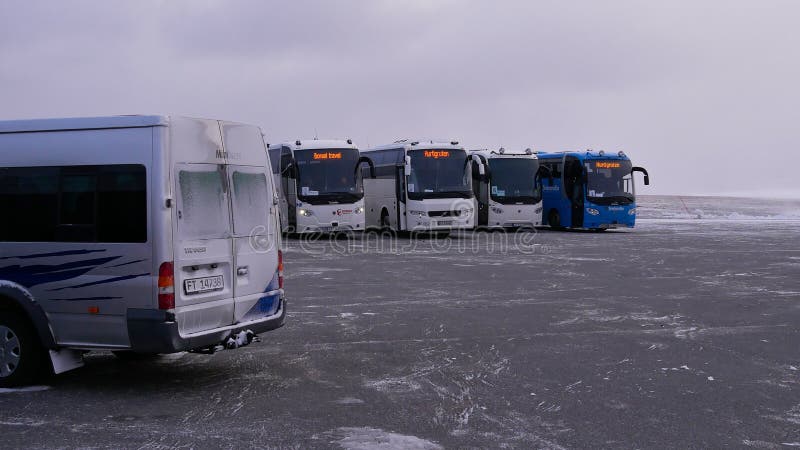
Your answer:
[1,196,799,449]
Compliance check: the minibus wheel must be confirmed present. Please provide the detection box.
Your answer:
[0,312,46,387]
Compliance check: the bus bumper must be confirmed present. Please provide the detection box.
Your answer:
[125,297,286,353]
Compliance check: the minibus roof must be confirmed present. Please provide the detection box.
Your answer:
[0,115,169,133]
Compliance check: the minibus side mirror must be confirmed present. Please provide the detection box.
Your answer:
[632,166,650,186]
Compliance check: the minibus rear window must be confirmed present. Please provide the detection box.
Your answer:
[178,169,230,239]
[231,171,269,235]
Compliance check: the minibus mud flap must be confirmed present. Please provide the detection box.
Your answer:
[188,329,260,355]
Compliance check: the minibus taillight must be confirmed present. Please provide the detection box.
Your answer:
[278,250,284,290]
[158,261,175,310]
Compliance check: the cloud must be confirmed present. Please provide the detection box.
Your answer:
[1,0,798,194]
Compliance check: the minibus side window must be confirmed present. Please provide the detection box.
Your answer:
[57,171,97,241]
[0,165,146,243]
[0,167,59,241]
[97,166,147,243]
[231,171,269,235]
[178,169,230,239]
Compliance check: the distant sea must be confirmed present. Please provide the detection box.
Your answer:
[637,195,800,221]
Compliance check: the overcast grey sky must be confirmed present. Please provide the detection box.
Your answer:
[1,0,798,196]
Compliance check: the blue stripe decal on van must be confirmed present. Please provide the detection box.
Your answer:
[108,259,147,268]
[0,256,121,288]
[48,272,150,291]
[0,249,107,260]
[241,271,282,320]
[266,272,280,292]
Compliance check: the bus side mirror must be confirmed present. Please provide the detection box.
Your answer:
[538,166,554,186]
[357,156,376,179]
[283,157,298,179]
[468,155,489,181]
[632,167,650,186]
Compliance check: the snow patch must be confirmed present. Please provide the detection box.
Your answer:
[364,377,422,393]
[333,427,442,450]
[335,397,365,405]
[0,385,51,394]
[0,419,46,426]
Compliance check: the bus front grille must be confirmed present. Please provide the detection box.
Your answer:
[428,210,461,217]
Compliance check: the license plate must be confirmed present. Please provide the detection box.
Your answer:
[318,226,333,232]
[437,220,453,226]
[184,275,224,295]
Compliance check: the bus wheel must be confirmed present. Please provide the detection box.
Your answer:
[548,210,562,229]
[380,209,390,230]
[0,312,47,387]
[112,351,161,361]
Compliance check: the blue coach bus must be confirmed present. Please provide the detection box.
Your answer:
[537,150,649,230]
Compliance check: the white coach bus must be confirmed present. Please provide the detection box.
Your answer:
[0,115,285,386]
[468,148,548,229]
[268,139,374,234]
[362,140,474,233]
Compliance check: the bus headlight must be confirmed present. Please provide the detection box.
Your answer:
[534,207,543,214]
[628,208,637,215]
[460,207,474,216]
[491,206,503,214]
[408,210,426,217]
[586,208,600,216]
[299,208,314,217]
[355,206,364,214]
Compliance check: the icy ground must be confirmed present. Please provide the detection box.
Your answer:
[1,195,798,449]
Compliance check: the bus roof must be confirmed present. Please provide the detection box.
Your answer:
[365,139,463,152]
[470,148,538,159]
[273,139,359,151]
[535,150,630,161]
[0,115,170,133]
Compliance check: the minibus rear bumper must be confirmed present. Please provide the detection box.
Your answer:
[126,297,286,354]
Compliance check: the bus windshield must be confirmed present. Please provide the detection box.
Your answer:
[295,148,363,203]
[488,158,542,204]
[407,149,472,200]
[586,159,634,204]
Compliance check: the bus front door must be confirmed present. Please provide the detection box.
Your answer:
[564,156,584,228]
[470,158,489,227]
[395,165,406,230]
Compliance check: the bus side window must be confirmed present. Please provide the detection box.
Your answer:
[280,147,293,176]
[371,151,386,166]
[390,149,403,165]
[550,163,562,178]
